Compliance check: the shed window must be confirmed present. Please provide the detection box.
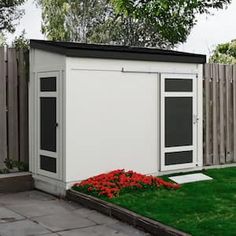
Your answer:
[40,77,56,92]
[165,79,192,92]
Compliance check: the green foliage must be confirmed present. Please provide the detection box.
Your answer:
[109,167,236,236]
[11,30,29,49]
[0,32,6,46]
[210,39,236,64]
[0,0,26,34]
[0,168,10,174]
[1,158,28,173]
[111,0,231,47]
[37,0,70,41]
[4,159,15,169]
[38,0,231,48]
[37,0,112,42]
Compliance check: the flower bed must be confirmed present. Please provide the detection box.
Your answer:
[72,169,180,198]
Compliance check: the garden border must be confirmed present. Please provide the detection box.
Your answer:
[66,189,190,236]
[0,172,34,193]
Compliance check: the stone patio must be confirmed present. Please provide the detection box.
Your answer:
[0,190,149,236]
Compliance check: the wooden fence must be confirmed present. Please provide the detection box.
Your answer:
[0,51,236,169]
[204,63,236,165]
[0,47,28,168]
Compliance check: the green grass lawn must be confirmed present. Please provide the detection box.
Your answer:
[108,167,236,236]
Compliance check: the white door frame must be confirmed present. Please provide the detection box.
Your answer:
[36,71,61,179]
[160,73,198,171]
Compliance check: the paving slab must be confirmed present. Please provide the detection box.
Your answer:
[33,211,96,232]
[0,191,148,236]
[0,219,50,236]
[7,199,80,218]
[41,234,60,236]
[74,208,118,225]
[107,221,150,235]
[58,224,148,236]
[0,207,25,223]
[0,190,56,205]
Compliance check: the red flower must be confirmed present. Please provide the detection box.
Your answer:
[73,169,180,198]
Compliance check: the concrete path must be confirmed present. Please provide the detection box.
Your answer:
[0,191,149,236]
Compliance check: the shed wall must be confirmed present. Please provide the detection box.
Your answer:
[65,58,200,182]
[30,50,202,190]
[29,49,66,181]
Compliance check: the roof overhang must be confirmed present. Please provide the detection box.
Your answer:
[30,40,206,64]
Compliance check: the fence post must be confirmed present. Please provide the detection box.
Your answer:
[219,65,226,164]
[18,49,29,164]
[0,48,7,167]
[233,65,236,163]
[225,65,233,163]
[212,64,219,165]
[204,64,211,165]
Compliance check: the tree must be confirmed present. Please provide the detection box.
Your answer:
[11,30,29,49]
[37,0,69,41]
[37,0,112,43]
[38,0,231,48]
[0,0,26,34]
[112,0,232,47]
[210,40,236,64]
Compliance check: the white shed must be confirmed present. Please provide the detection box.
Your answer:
[29,40,206,196]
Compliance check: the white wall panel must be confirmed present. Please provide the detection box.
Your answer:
[29,49,66,181]
[67,57,199,75]
[66,69,158,181]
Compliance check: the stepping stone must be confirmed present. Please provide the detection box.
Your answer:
[169,173,213,184]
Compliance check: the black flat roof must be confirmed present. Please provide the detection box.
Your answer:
[30,39,206,64]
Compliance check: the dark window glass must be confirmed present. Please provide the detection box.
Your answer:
[165,79,192,92]
[40,77,56,92]
[40,97,56,152]
[165,97,192,147]
[165,151,193,165]
[40,155,56,173]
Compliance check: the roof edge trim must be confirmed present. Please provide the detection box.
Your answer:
[30,40,206,64]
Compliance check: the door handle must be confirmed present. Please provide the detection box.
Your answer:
[55,123,58,127]
[193,115,199,124]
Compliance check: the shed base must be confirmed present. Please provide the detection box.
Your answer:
[158,166,203,176]
[33,174,66,197]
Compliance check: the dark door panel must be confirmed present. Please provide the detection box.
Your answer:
[165,151,193,165]
[165,97,192,147]
[40,97,57,152]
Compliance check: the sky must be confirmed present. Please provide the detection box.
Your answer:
[7,0,236,58]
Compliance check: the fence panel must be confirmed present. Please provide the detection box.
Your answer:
[204,63,236,165]
[7,48,19,162]
[0,47,29,168]
[2,55,236,168]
